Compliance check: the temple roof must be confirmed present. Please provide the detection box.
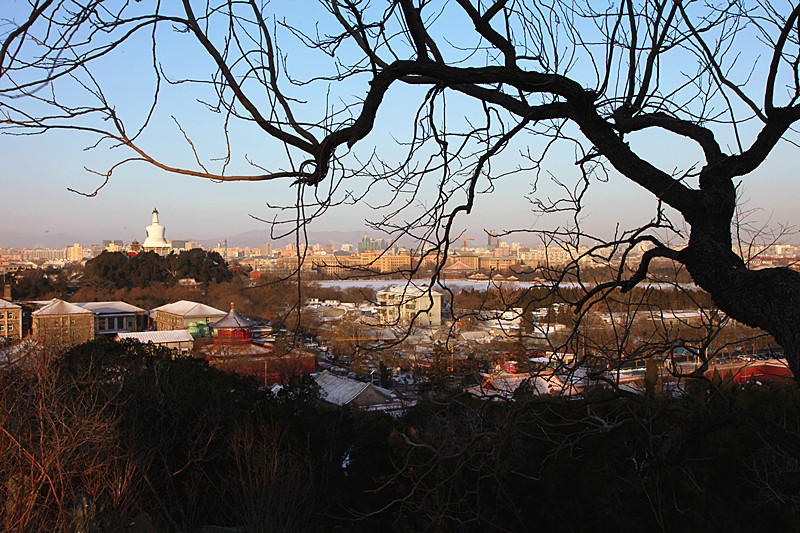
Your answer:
[444,260,474,271]
[212,303,257,329]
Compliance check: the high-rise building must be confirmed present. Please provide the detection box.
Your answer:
[358,235,390,253]
[29,248,66,261]
[487,230,500,249]
[65,243,83,262]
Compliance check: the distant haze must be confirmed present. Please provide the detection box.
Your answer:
[0,228,425,250]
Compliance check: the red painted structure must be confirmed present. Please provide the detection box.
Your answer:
[208,350,317,386]
[701,360,794,385]
[211,303,256,346]
[730,362,794,385]
[206,303,316,385]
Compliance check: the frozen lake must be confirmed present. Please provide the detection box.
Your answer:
[312,279,698,291]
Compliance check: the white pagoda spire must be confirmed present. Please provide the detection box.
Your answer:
[142,207,171,254]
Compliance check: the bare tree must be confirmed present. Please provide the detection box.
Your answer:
[4,2,800,378]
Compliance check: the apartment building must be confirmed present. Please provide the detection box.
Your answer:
[0,298,22,342]
[376,285,442,327]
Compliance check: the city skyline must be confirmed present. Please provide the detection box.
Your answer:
[3,1,798,252]
[0,211,517,250]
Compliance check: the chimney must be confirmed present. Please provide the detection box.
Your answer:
[2,283,10,301]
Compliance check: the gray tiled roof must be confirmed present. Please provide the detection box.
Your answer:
[212,307,257,329]
[74,301,145,314]
[117,330,194,343]
[32,299,93,316]
[0,298,20,310]
[151,300,225,318]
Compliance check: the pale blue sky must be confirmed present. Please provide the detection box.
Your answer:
[1,0,797,248]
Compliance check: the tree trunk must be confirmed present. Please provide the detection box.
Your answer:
[682,227,800,384]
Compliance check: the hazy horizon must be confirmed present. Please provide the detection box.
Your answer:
[3,1,798,254]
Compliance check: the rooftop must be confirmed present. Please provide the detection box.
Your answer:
[32,299,94,316]
[0,298,20,310]
[74,301,145,315]
[377,284,441,297]
[151,300,226,318]
[117,330,194,344]
[212,303,258,329]
[315,370,393,406]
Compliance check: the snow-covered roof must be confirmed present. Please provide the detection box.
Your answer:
[471,372,566,399]
[0,338,45,366]
[117,330,194,344]
[32,299,93,316]
[151,300,226,318]
[315,370,393,406]
[458,331,491,341]
[315,370,370,405]
[74,301,145,315]
[204,343,271,357]
[377,284,441,297]
[0,298,20,310]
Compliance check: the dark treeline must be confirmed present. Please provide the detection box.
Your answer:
[69,276,376,324]
[3,268,72,300]
[83,250,233,289]
[455,285,715,315]
[2,339,800,532]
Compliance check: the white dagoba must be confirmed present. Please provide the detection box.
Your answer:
[142,208,172,255]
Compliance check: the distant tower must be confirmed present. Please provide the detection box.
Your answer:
[488,230,500,249]
[142,207,172,255]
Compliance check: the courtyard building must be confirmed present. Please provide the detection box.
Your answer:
[32,299,95,346]
[74,301,146,336]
